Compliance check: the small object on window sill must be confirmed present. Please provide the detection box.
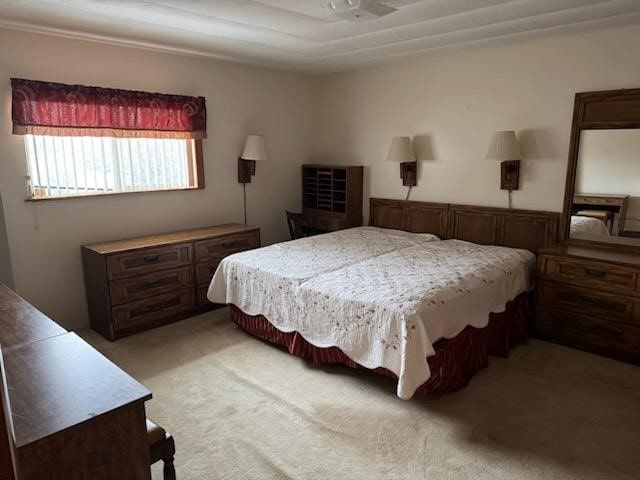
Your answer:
[24,185,202,202]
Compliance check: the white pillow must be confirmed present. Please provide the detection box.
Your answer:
[367,226,440,242]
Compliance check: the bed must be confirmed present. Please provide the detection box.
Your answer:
[570,215,611,238]
[208,199,560,399]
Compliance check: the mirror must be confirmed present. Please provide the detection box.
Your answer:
[570,129,640,244]
[562,88,640,248]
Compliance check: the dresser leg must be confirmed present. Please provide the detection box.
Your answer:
[162,434,176,480]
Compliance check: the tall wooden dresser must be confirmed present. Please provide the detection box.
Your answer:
[535,245,640,364]
[534,88,640,365]
[302,164,363,232]
[83,224,260,340]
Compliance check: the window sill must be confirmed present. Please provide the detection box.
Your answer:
[25,185,204,202]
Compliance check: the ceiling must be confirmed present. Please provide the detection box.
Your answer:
[1,0,639,74]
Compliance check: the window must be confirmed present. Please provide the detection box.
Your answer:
[11,78,207,200]
[24,135,201,199]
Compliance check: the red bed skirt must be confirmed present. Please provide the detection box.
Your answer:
[229,293,531,396]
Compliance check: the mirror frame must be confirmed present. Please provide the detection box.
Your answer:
[561,88,640,250]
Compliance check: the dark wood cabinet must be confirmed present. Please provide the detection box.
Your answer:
[535,245,640,364]
[302,164,363,232]
[83,224,260,340]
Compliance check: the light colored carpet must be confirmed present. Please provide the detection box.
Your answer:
[80,308,640,480]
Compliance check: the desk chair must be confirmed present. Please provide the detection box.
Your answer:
[147,419,176,480]
[575,209,615,233]
[285,210,312,240]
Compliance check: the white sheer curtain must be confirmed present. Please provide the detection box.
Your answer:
[24,135,192,198]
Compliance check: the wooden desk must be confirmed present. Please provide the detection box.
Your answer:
[0,285,153,479]
[573,193,630,233]
[302,165,363,233]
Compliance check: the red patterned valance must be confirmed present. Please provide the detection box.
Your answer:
[11,78,207,139]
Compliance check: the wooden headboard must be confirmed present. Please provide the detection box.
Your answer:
[369,198,559,254]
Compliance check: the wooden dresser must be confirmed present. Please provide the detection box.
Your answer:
[535,244,640,364]
[83,223,260,340]
[302,164,363,232]
[0,284,152,479]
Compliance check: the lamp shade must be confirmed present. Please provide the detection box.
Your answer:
[240,135,268,161]
[486,131,521,161]
[386,136,416,162]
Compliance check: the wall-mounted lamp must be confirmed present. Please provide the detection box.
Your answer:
[238,135,268,183]
[386,136,417,199]
[238,134,268,224]
[486,130,521,208]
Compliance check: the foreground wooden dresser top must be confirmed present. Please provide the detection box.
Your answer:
[0,284,152,479]
[83,223,260,340]
[6,333,152,448]
[0,286,66,349]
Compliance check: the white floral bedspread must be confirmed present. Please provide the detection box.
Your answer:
[208,227,535,399]
[570,215,610,238]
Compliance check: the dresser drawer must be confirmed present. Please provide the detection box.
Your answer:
[107,243,193,280]
[195,260,222,285]
[196,284,213,307]
[538,281,640,327]
[195,232,259,262]
[540,255,638,295]
[109,266,194,305]
[196,260,220,285]
[112,289,194,332]
[535,306,640,363]
[573,195,622,206]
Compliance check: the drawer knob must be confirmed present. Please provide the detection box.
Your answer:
[143,255,160,263]
[584,268,606,278]
[221,242,235,248]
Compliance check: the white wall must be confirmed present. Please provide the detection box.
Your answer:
[577,129,640,232]
[0,28,315,329]
[0,193,13,288]
[313,24,640,217]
